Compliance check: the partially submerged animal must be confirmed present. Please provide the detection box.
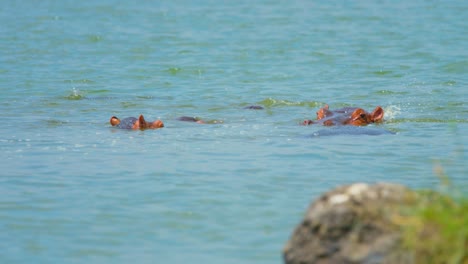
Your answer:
[303,104,384,126]
[177,116,206,124]
[177,105,262,124]
[244,105,264,110]
[110,115,164,130]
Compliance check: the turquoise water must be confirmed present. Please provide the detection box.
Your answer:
[1,1,467,263]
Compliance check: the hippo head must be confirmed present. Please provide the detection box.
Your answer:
[344,107,384,126]
[304,105,384,126]
[136,115,164,129]
[110,115,164,129]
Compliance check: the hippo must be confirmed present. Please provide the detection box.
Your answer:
[244,105,264,110]
[177,116,206,124]
[303,104,384,126]
[110,115,164,130]
[176,116,226,124]
[177,106,262,125]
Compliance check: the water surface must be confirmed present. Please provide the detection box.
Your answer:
[1,1,467,263]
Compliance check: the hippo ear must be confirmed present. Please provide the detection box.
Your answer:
[316,104,331,120]
[371,106,384,123]
[139,115,148,128]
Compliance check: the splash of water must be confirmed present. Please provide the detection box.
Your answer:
[383,105,401,121]
[66,87,84,100]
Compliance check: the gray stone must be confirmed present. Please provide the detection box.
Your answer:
[283,183,416,264]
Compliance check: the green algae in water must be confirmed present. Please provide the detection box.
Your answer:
[65,88,85,100]
[64,79,96,84]
[46,119,67,127]
[86,34,103,43]
[87,89,110,94]
[259,98,322,108]
[373,70,393,75]
[387,118,468,124]
[65,94,84,100]
[167,67,182,75]
[442,80,456,86]
[442,61,468,74]
[120,101,139,108]
[375,90,410,95]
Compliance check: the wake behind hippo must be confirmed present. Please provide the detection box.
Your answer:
[303,104,384,126]
[110,115,164,130]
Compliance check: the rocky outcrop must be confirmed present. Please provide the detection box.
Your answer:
[283,183,417,264]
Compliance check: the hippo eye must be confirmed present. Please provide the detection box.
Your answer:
[360,113,366,119]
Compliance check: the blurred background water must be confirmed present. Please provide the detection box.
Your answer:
[0,0,467,263]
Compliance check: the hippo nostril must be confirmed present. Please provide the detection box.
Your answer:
[360,113,366,119]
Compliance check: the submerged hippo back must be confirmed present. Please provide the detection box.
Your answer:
[311,126,395,137]
[177,116,200,122]
[116,117,138,129]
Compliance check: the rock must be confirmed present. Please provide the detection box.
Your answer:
[283,183,417,264]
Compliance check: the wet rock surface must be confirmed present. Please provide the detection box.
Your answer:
[283,183,416,264]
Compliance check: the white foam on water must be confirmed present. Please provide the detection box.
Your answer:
[383,105,401,121]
